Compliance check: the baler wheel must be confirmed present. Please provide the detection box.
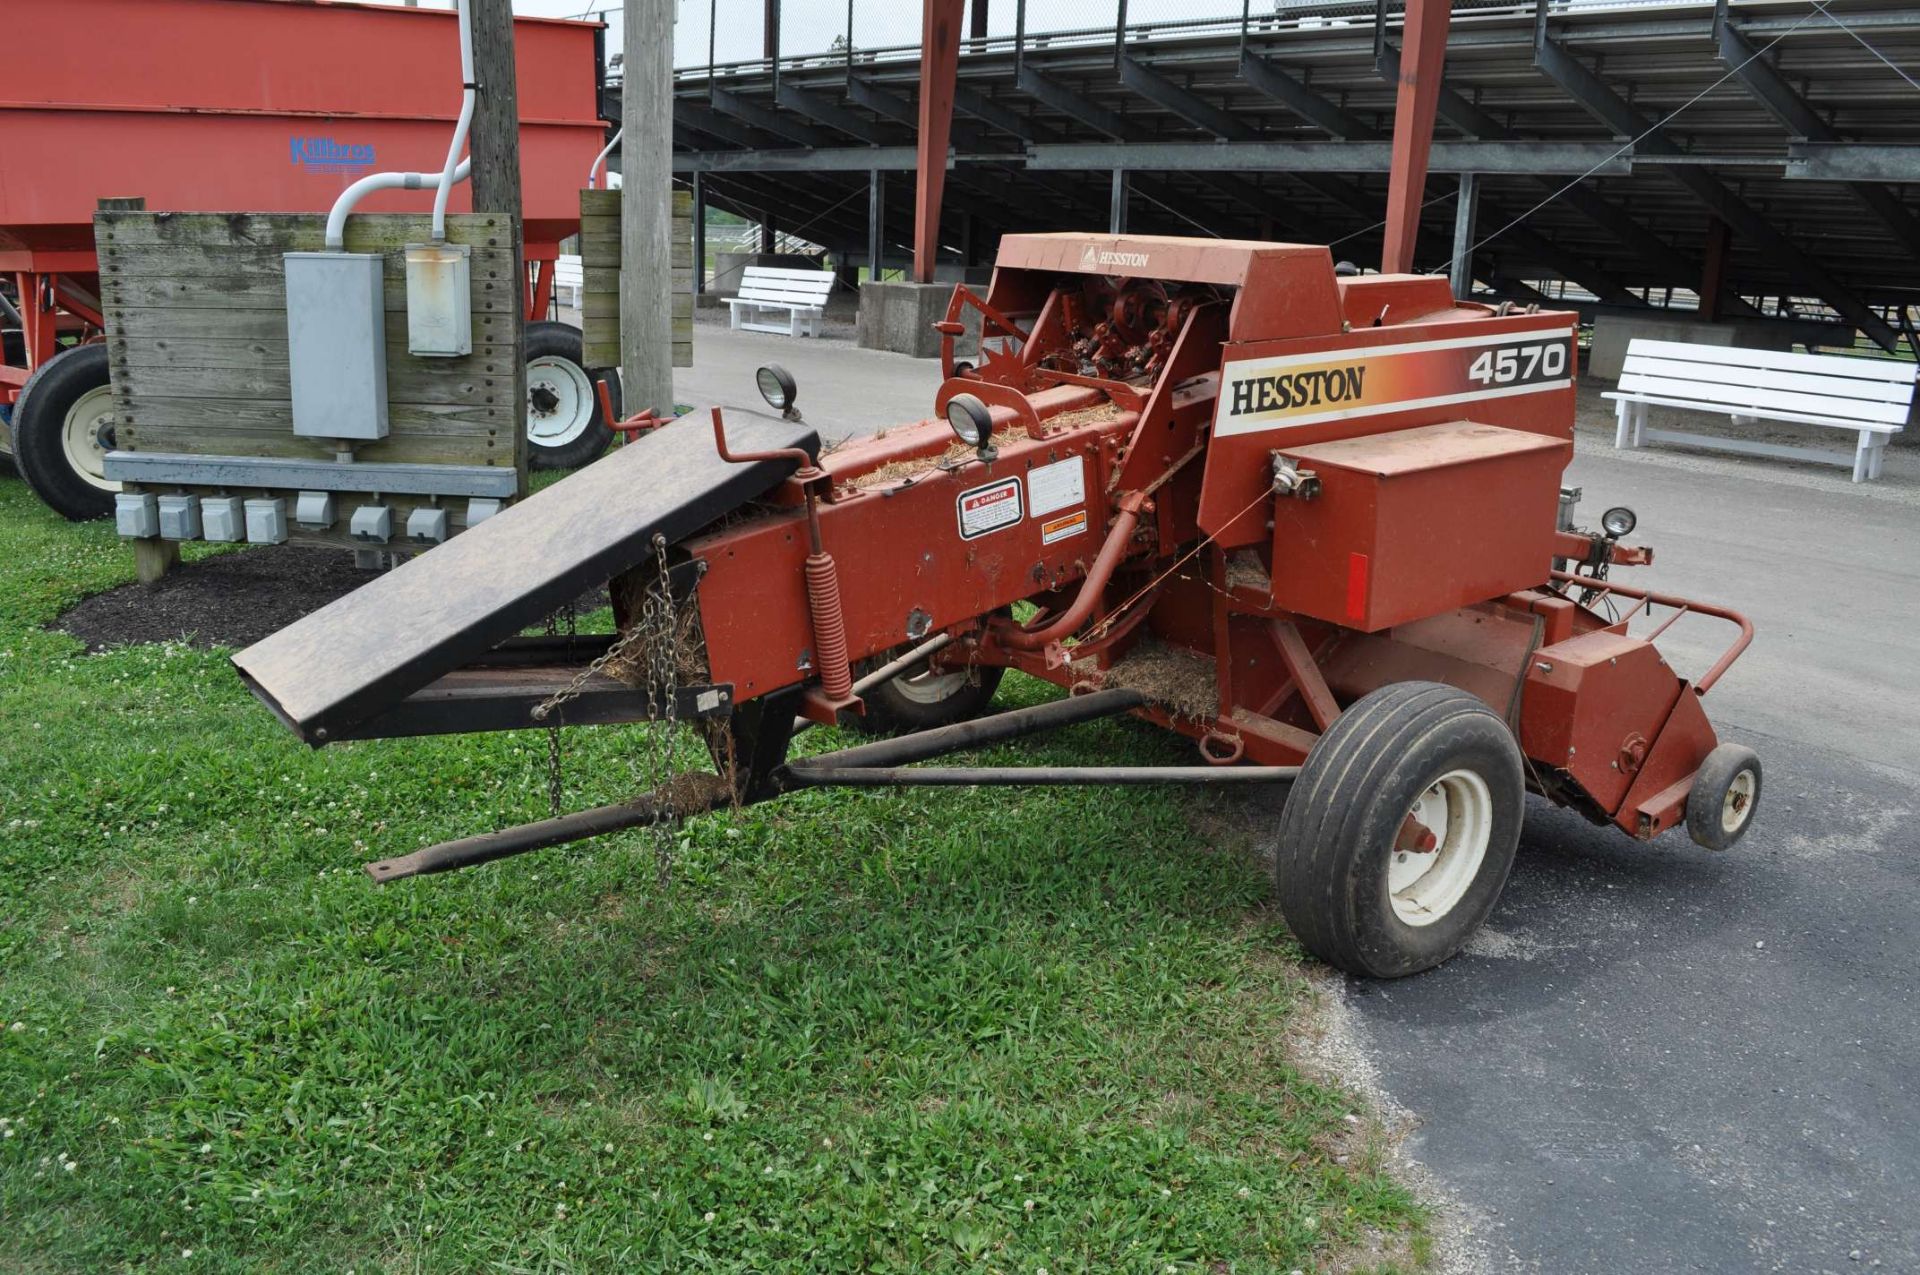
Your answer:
[845,653,1005,737]
[525,320,616,471]
[1272,681,1524,979]
[12,343,116,521]
[1685,743,1762,851]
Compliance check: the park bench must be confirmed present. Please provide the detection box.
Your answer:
[1604,338,1913,483]
[725,266,835,338]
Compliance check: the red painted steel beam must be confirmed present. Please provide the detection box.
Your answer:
[1380,0,1452,275]
[914,0,964,284]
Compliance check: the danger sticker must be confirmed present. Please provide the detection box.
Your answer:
[957,477,1023,540]
[1040,509,1088,545]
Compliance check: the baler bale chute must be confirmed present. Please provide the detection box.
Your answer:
[233,232,1760,978]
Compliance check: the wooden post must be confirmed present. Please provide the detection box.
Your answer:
[467,0,529,489]
[624,0,675,416]
[97,196,178,585]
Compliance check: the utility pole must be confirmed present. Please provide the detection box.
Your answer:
[467,0,529,481]
[623,0,674,416]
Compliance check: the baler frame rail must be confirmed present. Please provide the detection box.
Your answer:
[364,686,1301,882]
[1550,569,1755,694]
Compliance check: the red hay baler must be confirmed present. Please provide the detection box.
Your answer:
[232,232,1760,978]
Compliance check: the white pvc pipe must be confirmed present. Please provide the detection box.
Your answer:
[324,160,472,251]
[588,127,624,189]
[321,0,476,251]
[430,0,478,242]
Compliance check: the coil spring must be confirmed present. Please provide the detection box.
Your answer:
[804,551,854,702]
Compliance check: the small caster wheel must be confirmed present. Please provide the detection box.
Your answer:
[1686,743,1761,850]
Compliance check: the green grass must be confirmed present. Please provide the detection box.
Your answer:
[0,478,1422,1272]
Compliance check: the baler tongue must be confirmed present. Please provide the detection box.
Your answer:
[232,414,818,747]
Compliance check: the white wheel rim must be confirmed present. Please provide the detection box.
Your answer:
[889,664,970,705]
[1721,769,1756,835]
[62,385,119,492]
[525,356,596,448]
[1388,768,1493,928]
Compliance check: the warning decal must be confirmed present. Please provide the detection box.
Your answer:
[957,476,1023,540]
[1028,457,1087,518]
[1040,509,1088,545]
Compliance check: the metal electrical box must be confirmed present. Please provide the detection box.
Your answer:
[285,252,389,440]
[405,243,473,357]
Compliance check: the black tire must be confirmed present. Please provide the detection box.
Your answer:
[13,343,116,521]
[524,320,616,471]
[1272,682,1525,979]
[844,653,1005,736]
[1685,743,1761,851]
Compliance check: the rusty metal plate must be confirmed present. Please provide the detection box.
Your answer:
[233,414,817,746]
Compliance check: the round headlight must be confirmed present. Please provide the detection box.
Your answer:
[1601,505,1637,538]
[946,394,994,450]
[755,364,797,412]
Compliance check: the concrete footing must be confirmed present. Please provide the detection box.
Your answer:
[1586,314,1799,380]
[858,280,964,359]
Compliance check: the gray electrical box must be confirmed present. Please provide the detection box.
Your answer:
[115,493,158,539]
[294,490,336,530]
[285,252,389,440]
[245,498,289,545]
[405,243,473,358]
[202,497,245,542]
[406,507,449,544]
[349,504,393,544]
[157,494,202,541]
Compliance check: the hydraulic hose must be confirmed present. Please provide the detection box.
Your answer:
[588,128,625,189]
[993,492,1148,651]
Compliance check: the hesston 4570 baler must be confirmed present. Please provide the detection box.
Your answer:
[233,233,1759,978]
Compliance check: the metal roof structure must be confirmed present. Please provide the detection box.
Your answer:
[643,0,1920,350]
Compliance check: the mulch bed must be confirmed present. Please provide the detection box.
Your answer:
[51,546,381,653]
[53,545,617,653]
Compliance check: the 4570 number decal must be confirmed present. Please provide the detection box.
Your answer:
[1214,327,1577,438]
[1468,341,1567,386]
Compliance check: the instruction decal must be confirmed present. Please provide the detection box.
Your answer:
[957,476,1023,540]
[1040,509,1089,545]
[1027,456,1086,518]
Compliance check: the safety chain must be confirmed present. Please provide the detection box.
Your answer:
[542,603,578,816]
[526,533,708,888]
[643,533,683,888]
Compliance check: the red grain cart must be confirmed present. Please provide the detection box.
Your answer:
[0,0,613,519]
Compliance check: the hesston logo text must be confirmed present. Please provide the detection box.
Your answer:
[1229,364,1367,416]
[289,136,377,173]
[1079,244,1150,270]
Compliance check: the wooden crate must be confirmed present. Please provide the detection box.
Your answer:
[579,188,693,370]
[95,210,523,550]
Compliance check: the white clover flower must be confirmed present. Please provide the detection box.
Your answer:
[1024,1199,1035,1212]
[703,1211,716,1223]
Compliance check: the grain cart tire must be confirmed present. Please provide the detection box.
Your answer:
[525,321,616,471]
[845,653,1004,736]
[1273,681,1524,979]
[13,343,117,521]
[1685,743,1761,851]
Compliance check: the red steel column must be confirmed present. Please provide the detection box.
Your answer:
[1381,0,1452,275]
[914,0,964,284]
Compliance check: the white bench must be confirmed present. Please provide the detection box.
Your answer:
[1604,338,1913,483]
[725,266,835,337]
[551,254,584,310]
